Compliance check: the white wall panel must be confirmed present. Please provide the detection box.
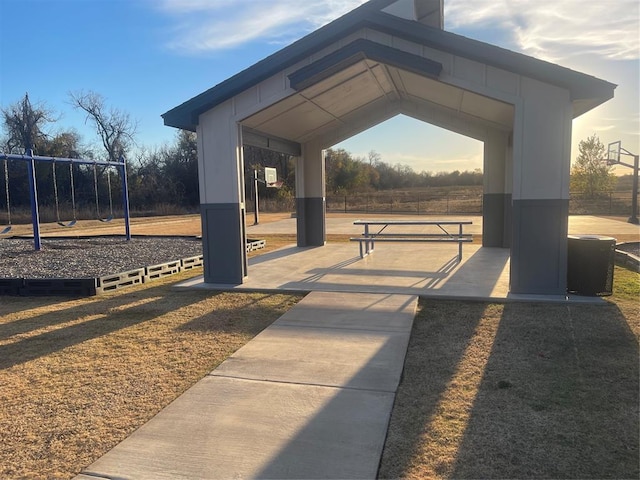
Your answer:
[515,78,572,200]
[486,67,519,96]
[197,102,244,204]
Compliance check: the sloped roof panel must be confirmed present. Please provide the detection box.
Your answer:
[162,0,615,131]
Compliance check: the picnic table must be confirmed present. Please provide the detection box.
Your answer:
[351,219,473,261]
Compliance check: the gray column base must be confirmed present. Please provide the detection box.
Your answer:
[483,193,512,248]
[503,194,512,248]
[296,197,326,247]
[483,193,506,247]
[201,203,247,285]
[510,199,568,295]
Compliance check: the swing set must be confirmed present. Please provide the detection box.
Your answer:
[0,149,131,250]
[52,160,77,227]
[1,158,11,234]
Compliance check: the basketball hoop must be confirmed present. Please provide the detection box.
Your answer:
[606,141,621,165]
[604,140,639,224]
[267,180,284,189]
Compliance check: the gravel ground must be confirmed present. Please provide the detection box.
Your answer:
[0,237,203,279]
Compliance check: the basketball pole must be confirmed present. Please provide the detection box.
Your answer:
[630,153,638,224]
[253,169,260,226]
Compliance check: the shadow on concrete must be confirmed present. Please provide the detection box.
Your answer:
[302,255,459,281]
[249,245,315,265]
[450,302,639,479]
[279,254,461,294]
[443,247,510,297]
[254,339,398,479]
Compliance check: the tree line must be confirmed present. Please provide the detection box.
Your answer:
[1,93,622,220]
[1,92,200,214]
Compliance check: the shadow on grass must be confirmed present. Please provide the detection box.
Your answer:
[380,300,639,479]
[0,295,73,317]
[0,285,221,370]
[378,299,487,478]
[175,292,302,335]
[451,302,639,479]
[0,296,107,341]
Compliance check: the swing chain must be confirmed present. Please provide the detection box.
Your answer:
[69,163,76,221]
[52,160,61,223]
[93,161,114,222]
[2,158,10,227]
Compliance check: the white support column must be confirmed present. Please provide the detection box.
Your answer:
[295,139,326,247]
[482,129,509,247]
[510,78,573,295]
[197,101,247,284]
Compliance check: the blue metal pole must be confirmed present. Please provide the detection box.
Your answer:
[26,149,42,250]
[0,152,115,167]
[120,155,132,241]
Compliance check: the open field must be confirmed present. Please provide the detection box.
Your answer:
[4,212,638,242]
[0,214,638,479]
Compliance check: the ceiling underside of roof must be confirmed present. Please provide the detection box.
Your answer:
[241,57,514,149]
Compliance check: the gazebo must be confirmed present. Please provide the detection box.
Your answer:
[163,0,615,295]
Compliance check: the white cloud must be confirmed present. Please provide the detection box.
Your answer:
[157,0,638,62]
[157,0,367,53]
[445,0,639,62]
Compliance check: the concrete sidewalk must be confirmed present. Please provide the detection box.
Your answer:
[76,292,418,480]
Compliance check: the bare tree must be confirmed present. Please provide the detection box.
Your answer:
[1,93,55,153]
[69,90,137,162]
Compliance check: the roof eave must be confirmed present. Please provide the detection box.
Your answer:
[163,4,617,131]
[162,0,397,131]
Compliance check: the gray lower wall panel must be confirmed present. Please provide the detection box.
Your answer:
[482,193,506,247]
[201,203,246,284]
[510,199,568,295]
[296,197,326,247]
[503,194,512,248]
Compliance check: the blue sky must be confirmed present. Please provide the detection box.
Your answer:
[0,0,638,174]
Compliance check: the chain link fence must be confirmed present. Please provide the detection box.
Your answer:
[245,191,637,217]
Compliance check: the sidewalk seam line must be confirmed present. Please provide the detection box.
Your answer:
[206,372,398,394]
[270,323,413,333]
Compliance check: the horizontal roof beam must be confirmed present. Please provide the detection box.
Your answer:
[242,127,302,156]
[288,39,442,92]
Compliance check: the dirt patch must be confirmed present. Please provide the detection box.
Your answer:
[1,212,292,238]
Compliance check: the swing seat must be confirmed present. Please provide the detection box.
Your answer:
[0,225,11,234]
[98,216,113,223]
[57,220,77,228]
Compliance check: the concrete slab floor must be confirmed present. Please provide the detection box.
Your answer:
[178,242,512,300]
[179,214,637,303]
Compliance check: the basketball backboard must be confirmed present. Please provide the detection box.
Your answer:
[606,141,621,165]
[264,167,277,185]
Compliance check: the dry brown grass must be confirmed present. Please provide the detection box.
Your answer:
[2,214,637,479]
[380,267,639,479]
[0,271,302,479]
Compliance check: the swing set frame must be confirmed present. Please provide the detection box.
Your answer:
[0,149,131,250]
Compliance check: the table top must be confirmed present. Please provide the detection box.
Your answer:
[353,220,473,226]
